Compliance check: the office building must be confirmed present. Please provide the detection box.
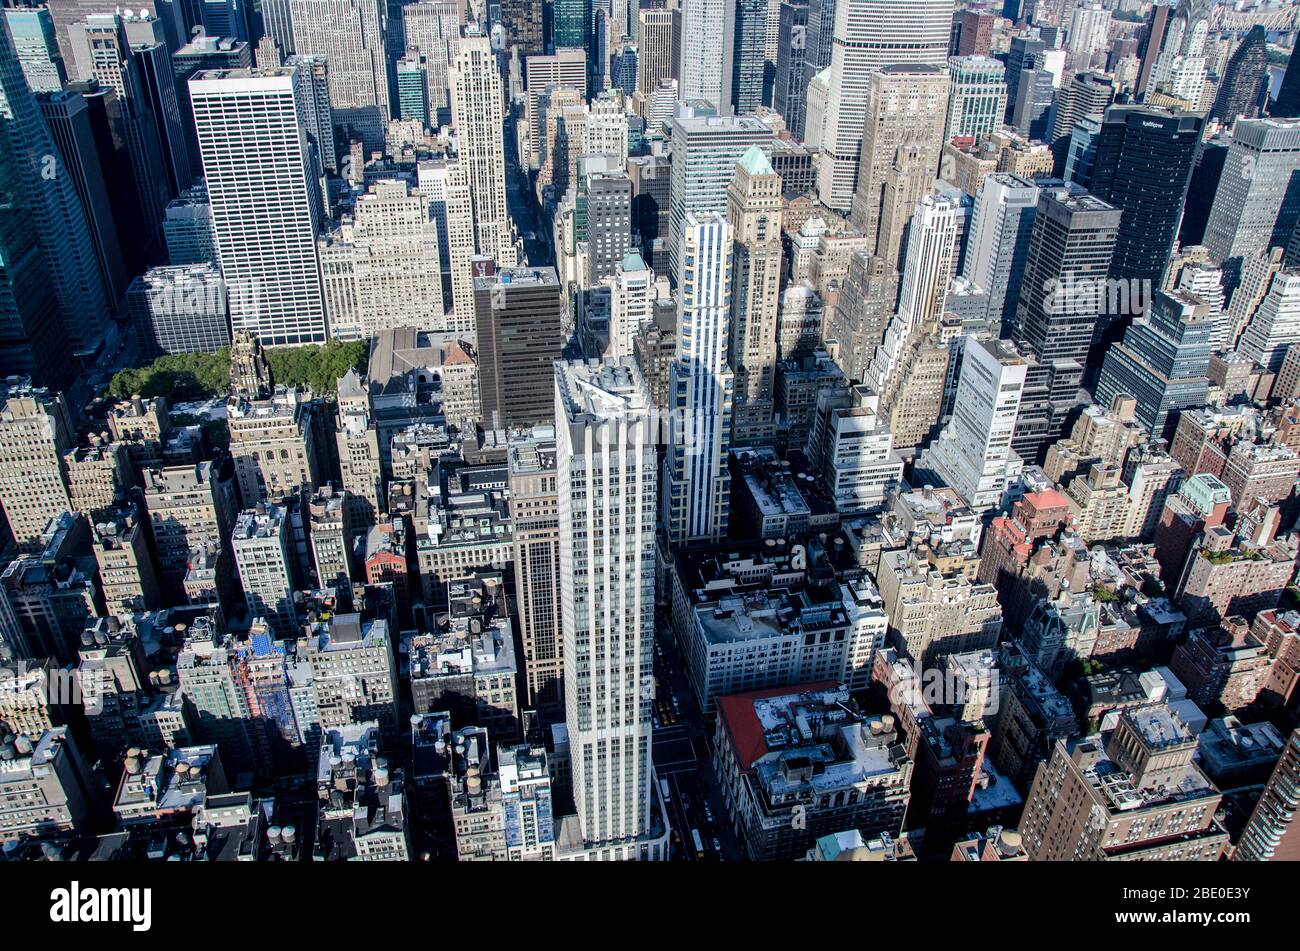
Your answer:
[727,147,782,444]
[473,267,564,430]
[288,0,389,151]
[962,173,1039,337]
[945,56,1007,142]
[847,64,950,253]
[189,67,326,344]
[918,337,1027,513]
[1095,290,1212,440]
[1089,106,1202,291]
[451,27,515,265]
[805,0,951,212]
[555,359,665,860]
[128,265,231,358]
[1203,119,1300,275]
[667,111,772,283]
[0,384,75,554]
[664,213,734,545]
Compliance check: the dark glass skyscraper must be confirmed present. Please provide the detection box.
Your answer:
[1089,105,1203,290]
[724,0,768,115]
[551,0,591,54]
[773,0,808,132]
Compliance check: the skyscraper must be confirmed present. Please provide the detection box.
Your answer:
[189,66,327,345]
[1047,70,1113,176]
[289,0,391,152]
[773,0,808,133]
[1211,26,1268,125]
[1234,726,1300,861]
[962,173,1039,337]
[847,63,950,252]
[1094,289,1212,440]
[723,0,767,115]
[450,27,516,266]
[945,55,1007,142]
[667,111,772,284]
[636,7,678,95]
[727,146,782,444]
[319,179,444,338]
[1203,118,1300,277]
[1149,0,1211,108]
[1011,187,1122,462]
[664,213,734,545]
[806,0,953,212]
[5,8,65,93]
[1089,105,1203,291]
[0,18,110,375]
[679,0,725,108]
[473,266,565,429]
[555,358,664,859]
[0,383,75,554]
[795,0,837,140]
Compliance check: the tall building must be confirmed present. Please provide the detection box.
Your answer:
[69,14,173,240]
[773,0,808,133]
[1203,118,1300,277]
[727,147,782,445]
[319,179,444,338]
[667,111,772,283]
[664,213,734,545]
[473,266,565,429]
[508,428,563,712]
[795,0,837,140]
[1095,289,1212,440]
[552,0,591,52]
[1020,708,1227,861]
[288,0,390,152]
[5,8,64,93]
[962,173,1039,337]
[231,505,296,637]
[1234,726,1300,861]
[1238,271,1300,374]
[498,0,543,55]
[1211,25,1268,125]
[637,7,678,96]
[1149,0,1211,107]
[0,19,111,375]
[0,384,75,554]
[1089,105,1203,291]
[723,0,767,115]
[127,264,231,357]
[847,64,950,253]
[450,27,516,266]
[189,67,327,345]
[679,0,725,107]
[945,55,1007,142]
[917,337,1026,512]
[555,358,664,859]
[805,0,953,212]
[584,168,633,287]
[1011,187,1122,462]
[403,0,460,126]
[1047,71,1113,175]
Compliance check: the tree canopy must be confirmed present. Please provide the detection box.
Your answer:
[108,339,370,401]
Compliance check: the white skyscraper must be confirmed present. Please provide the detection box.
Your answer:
[664,213,734,545]
[189,66,327,344]
[667,111,772,283]
[554,358,666,860]
[1150,0,1210,106]
[450,27,516,266]
[679,0,725,108]
[289,0,391,152]
[806,0,953,211]
[863,193,958,396]
[917,336,1027,512]
[962,173,1040,335]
